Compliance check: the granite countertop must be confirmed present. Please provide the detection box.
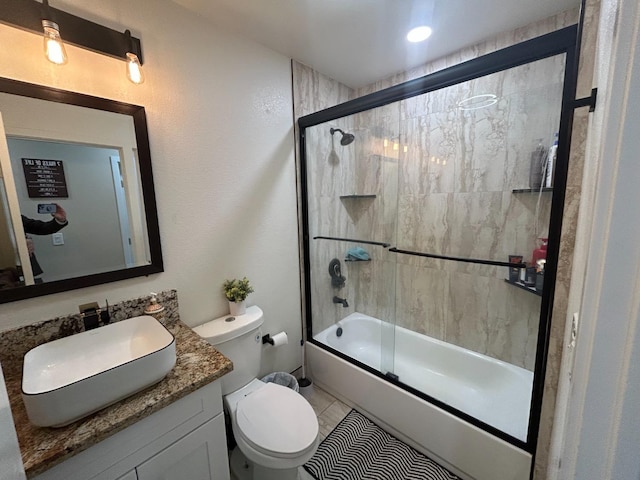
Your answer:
[2,320,233,478]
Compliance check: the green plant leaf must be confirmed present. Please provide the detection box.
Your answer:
[222,277,254,302]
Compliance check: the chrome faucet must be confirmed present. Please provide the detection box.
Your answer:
[333,296,349,308]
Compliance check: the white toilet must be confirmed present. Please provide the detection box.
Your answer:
[193,306,318,480]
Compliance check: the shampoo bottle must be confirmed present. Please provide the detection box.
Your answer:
[532,238,548,265]
[545,133,558,188]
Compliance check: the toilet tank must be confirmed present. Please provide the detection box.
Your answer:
[193,306,264,395]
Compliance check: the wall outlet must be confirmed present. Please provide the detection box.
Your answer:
[52,232,64,245]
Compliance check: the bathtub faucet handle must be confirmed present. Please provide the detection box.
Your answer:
[333,296,349,308]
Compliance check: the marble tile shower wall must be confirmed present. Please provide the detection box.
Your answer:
[307,101,401,335]
[292,61,357,336]
[306,50,564,371]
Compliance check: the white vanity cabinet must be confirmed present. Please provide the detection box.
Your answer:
[136,415,225,480]
[34,380,229,480]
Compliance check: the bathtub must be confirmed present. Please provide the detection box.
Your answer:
[308,312,533,480]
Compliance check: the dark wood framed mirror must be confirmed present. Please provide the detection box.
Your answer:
[0,77,163,303]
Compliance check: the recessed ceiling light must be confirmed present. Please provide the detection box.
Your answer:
[407,26,432,43]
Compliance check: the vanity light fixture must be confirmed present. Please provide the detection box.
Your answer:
[41,0,67,65]
[0,0,145,83]
[407,26,432,43]
[125,30,144,84]
[42,19,67,65]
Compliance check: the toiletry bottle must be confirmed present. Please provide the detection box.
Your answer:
[532,238,548,265]
[144,292,166,323]
[545,133,558,188]
[529,139,546,189]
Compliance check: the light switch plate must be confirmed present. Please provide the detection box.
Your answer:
[52,232,64,245]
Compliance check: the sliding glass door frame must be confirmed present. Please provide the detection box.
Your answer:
[298,24,581,454]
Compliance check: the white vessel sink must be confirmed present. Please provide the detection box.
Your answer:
[22,315,176,428]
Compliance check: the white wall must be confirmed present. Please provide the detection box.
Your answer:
[0,0,302,374]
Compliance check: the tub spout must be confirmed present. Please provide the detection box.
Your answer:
[333,296,349,308]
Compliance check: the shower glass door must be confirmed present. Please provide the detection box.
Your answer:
[385,53,565,442]
[303,102,399,378]
[300,26,576,450]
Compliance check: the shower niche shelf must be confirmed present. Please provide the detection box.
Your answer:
[512,188,553,194]
[344,258,371,262]
[504,279,542,296]
[339,194,377,199]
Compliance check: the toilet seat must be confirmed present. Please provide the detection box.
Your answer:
[234,382,318,459]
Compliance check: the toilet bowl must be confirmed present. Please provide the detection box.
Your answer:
[193,306,319,480]
[227,379,318,479]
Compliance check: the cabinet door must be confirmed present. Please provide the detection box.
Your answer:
[136,414,229,480]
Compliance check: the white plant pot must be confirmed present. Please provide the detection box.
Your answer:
[229,300,246,316]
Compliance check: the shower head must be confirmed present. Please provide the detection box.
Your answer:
[330,128,355,146]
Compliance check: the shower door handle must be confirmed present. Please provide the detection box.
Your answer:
[313,236,391,247]
[387,247,527,268]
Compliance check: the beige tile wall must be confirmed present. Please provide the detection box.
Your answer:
[301,51,565,371]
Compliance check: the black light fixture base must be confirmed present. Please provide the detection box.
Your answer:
[0,0,143,64]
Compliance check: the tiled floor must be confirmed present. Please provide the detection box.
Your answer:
[305,384,352,440]
[298,384,351,480]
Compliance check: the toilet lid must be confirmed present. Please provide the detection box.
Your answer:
[235,382,318,456]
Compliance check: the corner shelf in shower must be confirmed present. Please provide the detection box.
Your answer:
[504,279,542,296]
[512,188,553,193]
[339,194,377,199]
[344,258,371,262]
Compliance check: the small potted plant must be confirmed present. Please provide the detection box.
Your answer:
[223,277,254,316]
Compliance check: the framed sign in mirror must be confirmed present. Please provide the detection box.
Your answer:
[0,77,163,303]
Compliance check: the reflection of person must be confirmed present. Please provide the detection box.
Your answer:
[21,204,68,282]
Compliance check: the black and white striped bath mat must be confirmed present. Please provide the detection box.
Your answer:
[304,409,460,480]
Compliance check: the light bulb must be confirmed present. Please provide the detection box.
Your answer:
[403,145,408,153]
[383,139,389,148]
[393,142,399,151]
[407,26,432,43]
[126,52,145,84]
[42,20,67,65]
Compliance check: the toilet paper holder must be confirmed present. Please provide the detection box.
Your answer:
[262,332,287,346]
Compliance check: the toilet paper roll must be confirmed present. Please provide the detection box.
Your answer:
[270,331,288,347]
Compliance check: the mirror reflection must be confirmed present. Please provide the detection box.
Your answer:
[0,80,162,301]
